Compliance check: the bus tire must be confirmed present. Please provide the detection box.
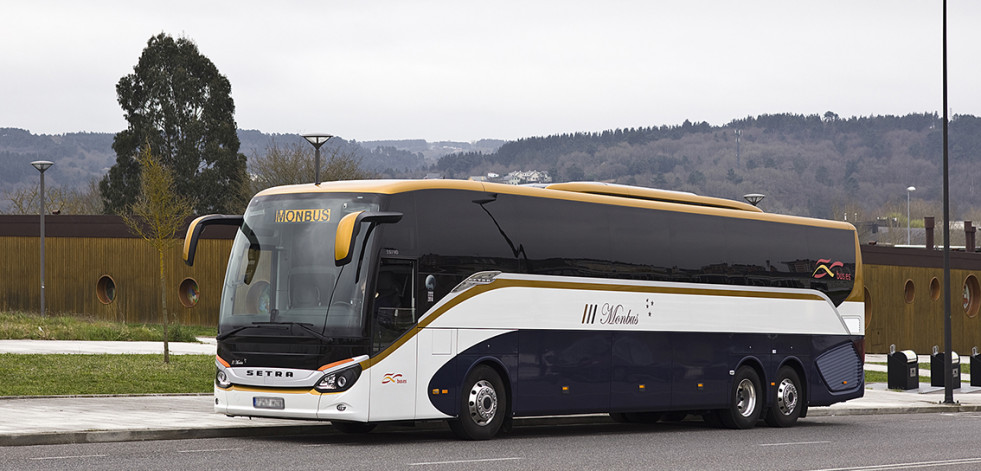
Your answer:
[331,421,376,434]
[720,366,762,429]
[764,366,803,427]
[449,365,507,440]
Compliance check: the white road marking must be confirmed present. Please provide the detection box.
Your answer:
[178,447,243,453]
[408,457,523,466]
[760,440,831,447]
[808,457,981,471]
[30,454,107,461]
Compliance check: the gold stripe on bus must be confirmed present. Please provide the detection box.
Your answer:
[225,385,325,395]
[359,277,829,370]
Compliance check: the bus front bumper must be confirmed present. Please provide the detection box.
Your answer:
[214,384,369,422]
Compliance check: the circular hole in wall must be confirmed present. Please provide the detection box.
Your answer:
[97,275,116,304]
[930,277,941,301]
[964,275,980,318]
[903,279,915,304]
[178,278,200,308]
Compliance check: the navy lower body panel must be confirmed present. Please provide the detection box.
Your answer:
[427,330,863,417]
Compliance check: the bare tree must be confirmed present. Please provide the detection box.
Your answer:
[121,145,194,363]
[3,178,104,215]
[244,140,375,197]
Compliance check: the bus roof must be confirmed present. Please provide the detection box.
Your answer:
[254,179,851,231]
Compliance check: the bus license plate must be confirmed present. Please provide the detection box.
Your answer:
[253,396,285,410]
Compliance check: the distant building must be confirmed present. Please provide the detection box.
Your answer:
[504,170,551,185]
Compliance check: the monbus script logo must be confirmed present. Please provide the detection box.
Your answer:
[274,209,331,223]
[581,302,649,325]
[812,259,852,281]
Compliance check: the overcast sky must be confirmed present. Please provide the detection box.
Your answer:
[3,1,980,142]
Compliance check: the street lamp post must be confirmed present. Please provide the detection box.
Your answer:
[301,134,333,185]
[907,186,916,245]
[31,160,54,317]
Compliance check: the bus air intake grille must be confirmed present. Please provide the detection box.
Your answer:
[815,343,862,392]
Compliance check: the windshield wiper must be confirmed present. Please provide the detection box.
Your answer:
[253,321,332,342]
[216,321,331,342]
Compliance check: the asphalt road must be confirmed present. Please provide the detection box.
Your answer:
[5,413,981,471]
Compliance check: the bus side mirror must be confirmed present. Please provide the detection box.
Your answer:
[183,215,244,266]
[334,211,403,266]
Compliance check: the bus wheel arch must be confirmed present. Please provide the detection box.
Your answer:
[449,361,511,440]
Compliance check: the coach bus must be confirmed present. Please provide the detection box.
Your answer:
[183,179,864,440]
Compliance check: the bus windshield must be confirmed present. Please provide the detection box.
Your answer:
[218,193,381,338]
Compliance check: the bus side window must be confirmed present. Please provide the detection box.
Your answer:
[372,260,415,354]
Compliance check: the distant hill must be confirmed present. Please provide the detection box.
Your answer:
[0,129,501,200]
[4,113,980,221]
[436,113,981,220]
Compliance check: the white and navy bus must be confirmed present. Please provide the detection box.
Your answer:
[183,180,864,440]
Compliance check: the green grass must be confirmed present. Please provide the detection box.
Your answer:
[867,361,971,375]
[865,370,933,384]
[0,311,216,342]
[0,354,214,396]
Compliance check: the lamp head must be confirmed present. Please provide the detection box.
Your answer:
[302,134,333,149]
[31,160,54,173]
[743,193,765,206]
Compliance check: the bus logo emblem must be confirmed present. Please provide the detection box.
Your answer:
[382,373,407,384]
[581,303,644,325]
[582,304,599,324]
[813,259,852,280]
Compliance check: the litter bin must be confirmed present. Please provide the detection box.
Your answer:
[887,344,918,390]
[972,347,980,388]
[930,345,960,389]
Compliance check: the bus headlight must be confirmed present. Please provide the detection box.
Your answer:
[315,365,361,392]
[215,369,231,389]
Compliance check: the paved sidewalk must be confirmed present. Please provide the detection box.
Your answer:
[2,340,981,447]
[0,337,216,355]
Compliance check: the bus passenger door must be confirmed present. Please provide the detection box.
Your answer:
[367,259,418,422]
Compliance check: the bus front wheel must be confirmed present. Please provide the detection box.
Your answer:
[449,365,507,440]
[719,366,762,429]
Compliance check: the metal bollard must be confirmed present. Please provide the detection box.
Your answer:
[887,344,919,390]
[930,345,960,389]
[972,347,980,388]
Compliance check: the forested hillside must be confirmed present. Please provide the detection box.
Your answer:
[436,113,981,220]
[4,112,981,221]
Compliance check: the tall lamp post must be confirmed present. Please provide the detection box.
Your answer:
[906,186,916,245]
[31,160,54,317]
[301,133,333,185]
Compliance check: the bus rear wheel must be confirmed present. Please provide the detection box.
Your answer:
[449,365,507,440]
[764,366,802,427]
[719,366,762,429]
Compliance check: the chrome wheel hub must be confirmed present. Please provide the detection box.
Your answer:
[735,378,757,418]
[776,377,799,415]
[467,379,498,426]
